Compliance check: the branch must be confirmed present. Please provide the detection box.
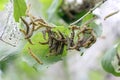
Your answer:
[70,0,107,25]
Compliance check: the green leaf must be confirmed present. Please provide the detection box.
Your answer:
[81,13,102,37]
[101,45,120,76]
[13,0,27,22]
[82,13,94,24]
[52,26,70,36]
[0,0,9,10]
[22,31,67,70]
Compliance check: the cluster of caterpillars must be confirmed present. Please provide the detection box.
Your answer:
[20,14,96,54]
[20,6,96,64]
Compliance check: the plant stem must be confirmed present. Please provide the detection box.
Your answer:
[70,0,107,25]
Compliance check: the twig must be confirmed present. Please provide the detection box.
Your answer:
[70,0,107,25]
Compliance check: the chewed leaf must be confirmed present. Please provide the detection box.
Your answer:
[13,0,27,22]
[101,45,120,76]
[22,32,67,70]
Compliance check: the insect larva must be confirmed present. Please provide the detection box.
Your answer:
[42,31,47,40]
[27,39,34,45]
[83,40,91,48]
[33,25,42,31]
[48,31,55,48]
[20,17,30,34]
[48,38,53,48]
[49,39,58,52]
[38,21,52,28]
[68,37,84,50]
[57,30,64,39]
[19,29,26,35]
[20,29,34,45]
[29,18,46,25]
[49,44,56,53]
[35,18,46,24]
[25,25,35,39]
[71,28,75,40]
[56,42,64,54]
[54,41,60,54]
[69,38,74,47]
[67,37,71,49]
[50,34,66,42]
[104,10,119,20]
[33,24,52,31]
[39,41,48,45]
[69,27,76,47]
[28,47,43,64]
[68,44,77,50]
